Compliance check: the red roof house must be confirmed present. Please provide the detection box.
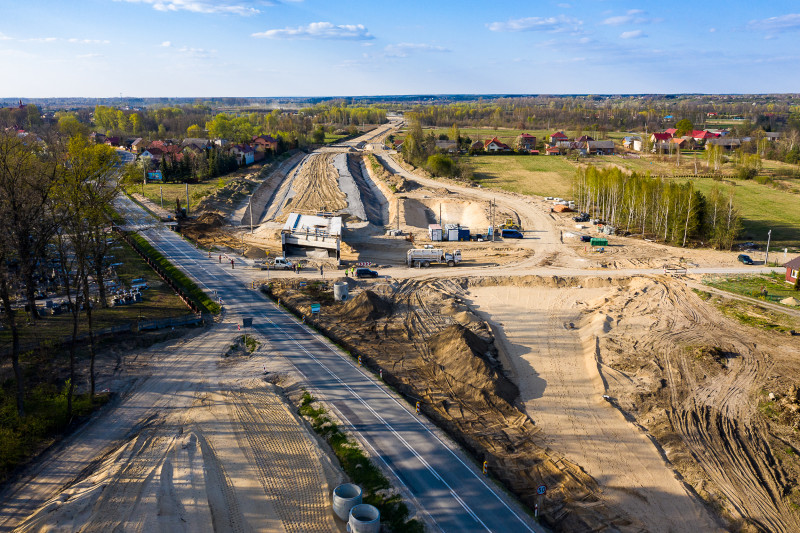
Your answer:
[665,128,678,136]
[549,131,569,143]
[650,132,673,142]
[484,137,511,152]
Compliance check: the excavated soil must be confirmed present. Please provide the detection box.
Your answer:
[268,277,650,532]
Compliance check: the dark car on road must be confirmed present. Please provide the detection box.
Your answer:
[355,268,379,278]
[737,254,754,265]
[501,229,524,239]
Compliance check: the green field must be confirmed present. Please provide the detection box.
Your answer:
[704,272,799,307]
[466,155,576,197]
[687,177,800,249]
[420,126,621,147]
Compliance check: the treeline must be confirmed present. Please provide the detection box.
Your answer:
[401,95,800,144]
[574,166,741,249]
[400,120,470,179]
[155,147,239,183]
[0,130,121,419]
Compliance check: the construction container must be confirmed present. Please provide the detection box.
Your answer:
[428,224,442,241]
[590,237,609,247]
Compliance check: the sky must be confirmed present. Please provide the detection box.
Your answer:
[1,0,800,97]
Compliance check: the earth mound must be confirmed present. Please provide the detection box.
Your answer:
[340,290,392,321]
[427,324,519,405]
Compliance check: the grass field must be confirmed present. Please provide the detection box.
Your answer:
[140,180,223,211]
[466,155,576,197]
[0,238,192,349]
[704,272,799,305]
[419,127,620,147]
[688,177,800,249]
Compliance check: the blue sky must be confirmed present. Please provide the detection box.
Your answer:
[1,0,800,97]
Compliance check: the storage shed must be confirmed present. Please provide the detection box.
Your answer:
[428,224,443,242]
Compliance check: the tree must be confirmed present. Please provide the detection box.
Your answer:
[0,130,58,416]
[426,154,456,177]
[187,124,203,137]
[675,119,694,137]
[58,114,88,138]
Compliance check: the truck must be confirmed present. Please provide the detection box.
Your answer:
[261,256,293,270]
[407,248,462,267]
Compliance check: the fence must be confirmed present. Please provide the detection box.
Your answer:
[0,313,207,357]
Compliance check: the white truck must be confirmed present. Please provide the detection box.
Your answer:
[407,248,462,267]
[260,256,294,270]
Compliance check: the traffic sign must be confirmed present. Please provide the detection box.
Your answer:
[537,484,547,495]
[310,303,321,314]
[242,317,253,328]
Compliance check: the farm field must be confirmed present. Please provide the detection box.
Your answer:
[466,155,576,197]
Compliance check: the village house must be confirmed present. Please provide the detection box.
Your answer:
[516,133,537,151]
[252,134,278,152]
[587,140,615,155]
[549,131,569,144]
[469,140,484,152]
[435,139,458,153]
[484,137,511,152]
[650,132,672,143]
[785,256,800,284]
[230,143,255,165]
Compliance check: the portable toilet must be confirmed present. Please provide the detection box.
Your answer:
[428,224,442,242]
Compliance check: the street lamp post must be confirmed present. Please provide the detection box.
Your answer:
[765,229,772,266]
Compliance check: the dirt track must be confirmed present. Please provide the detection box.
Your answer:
[0,325,341,533]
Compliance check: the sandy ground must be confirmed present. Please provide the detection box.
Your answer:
[0,324,342,533]
[467,284,721,532]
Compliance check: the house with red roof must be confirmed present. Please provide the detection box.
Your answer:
[516,133,537,151]
[484,137,511,152]
[665,128,678,136]
[545,146,562,156]
[549,131,569,143]
[230,143,255,165]
[692,130,719,143]
[650,132,673,143]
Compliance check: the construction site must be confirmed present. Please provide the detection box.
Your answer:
[5,124,800,533]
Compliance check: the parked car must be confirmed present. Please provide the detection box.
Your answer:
[580,235,592,243]
[501,229,524,239]
[265,257,293,270]
[355,268,379,278]
[737,254,754,265]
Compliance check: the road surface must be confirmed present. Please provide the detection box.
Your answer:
[115,195,542,533]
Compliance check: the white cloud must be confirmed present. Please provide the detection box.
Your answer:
[384,42,450,57]
[114,0,260,16]
[488,15,582,33]
[747,13,800,34]
[77,53,103,58]
[67,38,111,44]
[602,9,658,26]
[22,37,58,43]
[709,28,716,33]
[161,41,172,47]
[558,3,571,8]
[620,29,646,39]
[0,32,12,41]
[252,22,374,40]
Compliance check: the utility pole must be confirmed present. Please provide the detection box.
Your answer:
[160,186,163,209]
[396,198,400,230]
[185,182,189,217]
[765,229,772,266]
[249,195,254,233]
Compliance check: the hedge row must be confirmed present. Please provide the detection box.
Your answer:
[124,232,221,315]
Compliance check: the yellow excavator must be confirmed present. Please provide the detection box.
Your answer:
[500,218,522,231]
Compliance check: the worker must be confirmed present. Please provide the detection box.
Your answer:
[319,264,324,278]
[231,259,235,269]
[218,254,222,263]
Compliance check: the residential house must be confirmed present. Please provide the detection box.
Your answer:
[670,137,688,149]
[650,132,672,143]
[652,141,673,154]
[549,131,569,144]
[623,136,642,151]
[131,138,145,153]
[575,135,594,143]
[545,146,562,156]
[587,140,615,155]
[182,138,211,151]
[435,140,458,153]
[785,256,800,284]
[89,132,106,144]
[252,134,278,152]
[104,136,120,147]
[706,137,742,151]
[469,140,484,152]
[230,144,255,165]
[691,130,718,144]
[664,128,678,136]
[516,133,537,151]
[484,137,511,152]
[766,132,782,142]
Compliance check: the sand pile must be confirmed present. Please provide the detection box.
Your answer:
[341,290,392,321]
[427,324,518,405]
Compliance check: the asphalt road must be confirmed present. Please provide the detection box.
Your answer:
[115,195,543,533]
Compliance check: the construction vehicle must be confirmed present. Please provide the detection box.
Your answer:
[407,248,462,267]
[500,218,522,231]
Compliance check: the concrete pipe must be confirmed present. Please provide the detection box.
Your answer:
[347,503,380,533]
[333,282,349,302]
[332,483,362,521]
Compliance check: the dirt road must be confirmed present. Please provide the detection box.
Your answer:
[467,283,722,532]
[0,325,340,533]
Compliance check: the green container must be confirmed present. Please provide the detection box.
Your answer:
[590,238,608,247]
